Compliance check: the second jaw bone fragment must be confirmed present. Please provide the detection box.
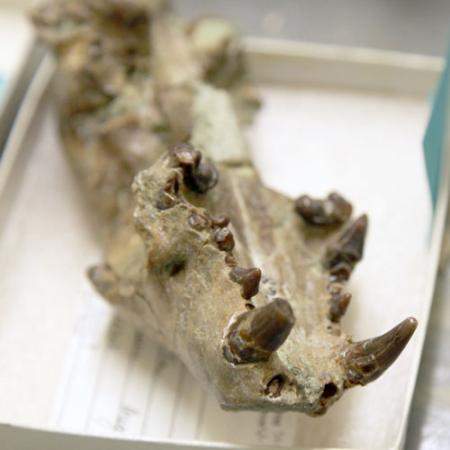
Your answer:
[32,0,418,415]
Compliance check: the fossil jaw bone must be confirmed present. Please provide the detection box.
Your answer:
[32,0,419,415]
[123,142,417,414]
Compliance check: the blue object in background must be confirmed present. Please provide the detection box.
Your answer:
[424,44,450,209]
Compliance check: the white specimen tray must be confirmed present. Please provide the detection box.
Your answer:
[0,39,447,450]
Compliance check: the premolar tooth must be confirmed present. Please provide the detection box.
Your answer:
[229,266,262,299]
[223,298,295,364]
[342,317,417,386]
[214,227,235,251]
[324,214,368,271]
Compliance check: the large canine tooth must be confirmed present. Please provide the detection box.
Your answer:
[342,317,418,387]
[223,298,295,364]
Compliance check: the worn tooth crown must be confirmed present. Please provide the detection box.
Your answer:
[343,317,418,386]
[224,298,295,364]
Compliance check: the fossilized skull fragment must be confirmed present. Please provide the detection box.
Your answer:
[32,0,417,415]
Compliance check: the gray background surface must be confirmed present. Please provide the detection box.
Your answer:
[173,0,450,57]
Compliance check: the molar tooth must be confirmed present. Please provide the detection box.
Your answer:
[173,143,219,193]
[295,192,352,226]
[223,298,295,364]
[193,158,219,192]
[229,266,262,299]
[342,317,417,386]
[324,214,368,271]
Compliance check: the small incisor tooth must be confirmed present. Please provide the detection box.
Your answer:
[342,317,418,387]
[325,214,368,271]
[224,298,295,364]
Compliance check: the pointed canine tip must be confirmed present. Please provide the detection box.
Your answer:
[402,316,418,333]
[343,316,418,387]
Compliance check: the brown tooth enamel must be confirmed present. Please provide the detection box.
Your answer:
[229,266,262,299]
[211,215,230,228]
[172,143,201,166]
[295,192,352,226]
[223,298,295,364]
[324,214,368,271]
[342,317,418,387]
[191,158,219,192]
[173,143,218,193]
[328,292,351,322]
[329,261,352,282]
[214,227,235,252]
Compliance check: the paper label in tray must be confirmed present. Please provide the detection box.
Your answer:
[52,283,297,447]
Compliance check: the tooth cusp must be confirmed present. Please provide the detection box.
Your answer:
[324,214,368,277]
